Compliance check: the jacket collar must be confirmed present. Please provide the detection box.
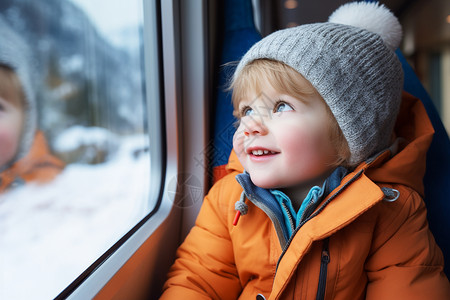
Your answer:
[272,168,385,298]
[236,167,349,248]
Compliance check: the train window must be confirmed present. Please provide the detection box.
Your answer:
[0,0,161,299]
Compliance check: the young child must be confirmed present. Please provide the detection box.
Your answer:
[0,16,64,191]
[161,2,450,299]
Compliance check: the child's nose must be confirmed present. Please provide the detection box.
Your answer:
[243,117,268,136]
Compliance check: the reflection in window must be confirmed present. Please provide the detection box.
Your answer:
[0,0,154,299]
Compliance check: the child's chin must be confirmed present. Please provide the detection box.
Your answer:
[249,175,278,190]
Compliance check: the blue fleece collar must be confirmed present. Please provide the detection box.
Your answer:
[236,167,348,241]
[270,184,324,237]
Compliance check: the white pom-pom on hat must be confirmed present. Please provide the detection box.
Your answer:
[329,1,402,51]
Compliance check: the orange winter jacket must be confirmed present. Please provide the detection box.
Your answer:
[161,93,450,299]
[0,131,64,192]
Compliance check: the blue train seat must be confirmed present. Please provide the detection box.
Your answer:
[211,0,260,183]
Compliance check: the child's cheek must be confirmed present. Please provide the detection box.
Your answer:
[232,129,246,164]
[281,129,323,166]
[0,125,20,166]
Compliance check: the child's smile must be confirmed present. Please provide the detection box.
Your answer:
[246,146,279,162]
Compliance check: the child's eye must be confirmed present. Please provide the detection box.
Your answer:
[274,101,293,113]
[240,106,254,117]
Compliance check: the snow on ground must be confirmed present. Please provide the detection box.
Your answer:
[0,133,153,300]
[53,125,118,153]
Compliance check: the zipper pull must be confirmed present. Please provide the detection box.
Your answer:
[316,238,330,300]
[233,191,248,226]
[321,249,330,264]
[233,211,241,226]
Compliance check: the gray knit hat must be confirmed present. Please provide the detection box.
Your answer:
[234,2,404,166]
[0,15,37,166]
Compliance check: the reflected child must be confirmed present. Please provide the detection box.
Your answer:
[0,16,63,191]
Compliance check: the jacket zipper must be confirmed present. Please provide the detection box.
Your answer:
[280,201,295,234]
[252,199,288,247]
[299,197,318,224]
[316,238,330,300]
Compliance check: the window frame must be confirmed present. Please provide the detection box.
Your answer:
[55,0,210,297]
[56,0,171,297]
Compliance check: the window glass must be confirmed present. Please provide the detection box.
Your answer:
[0,0,156,299]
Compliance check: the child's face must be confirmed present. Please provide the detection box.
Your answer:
[232,80,337,190]
[0,81,24,168]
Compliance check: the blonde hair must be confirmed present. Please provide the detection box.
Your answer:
[0,65,25,108]
[230,59,351,167]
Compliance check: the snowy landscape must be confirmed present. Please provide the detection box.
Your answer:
[0,0,151,298]
[0,130,154,300]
